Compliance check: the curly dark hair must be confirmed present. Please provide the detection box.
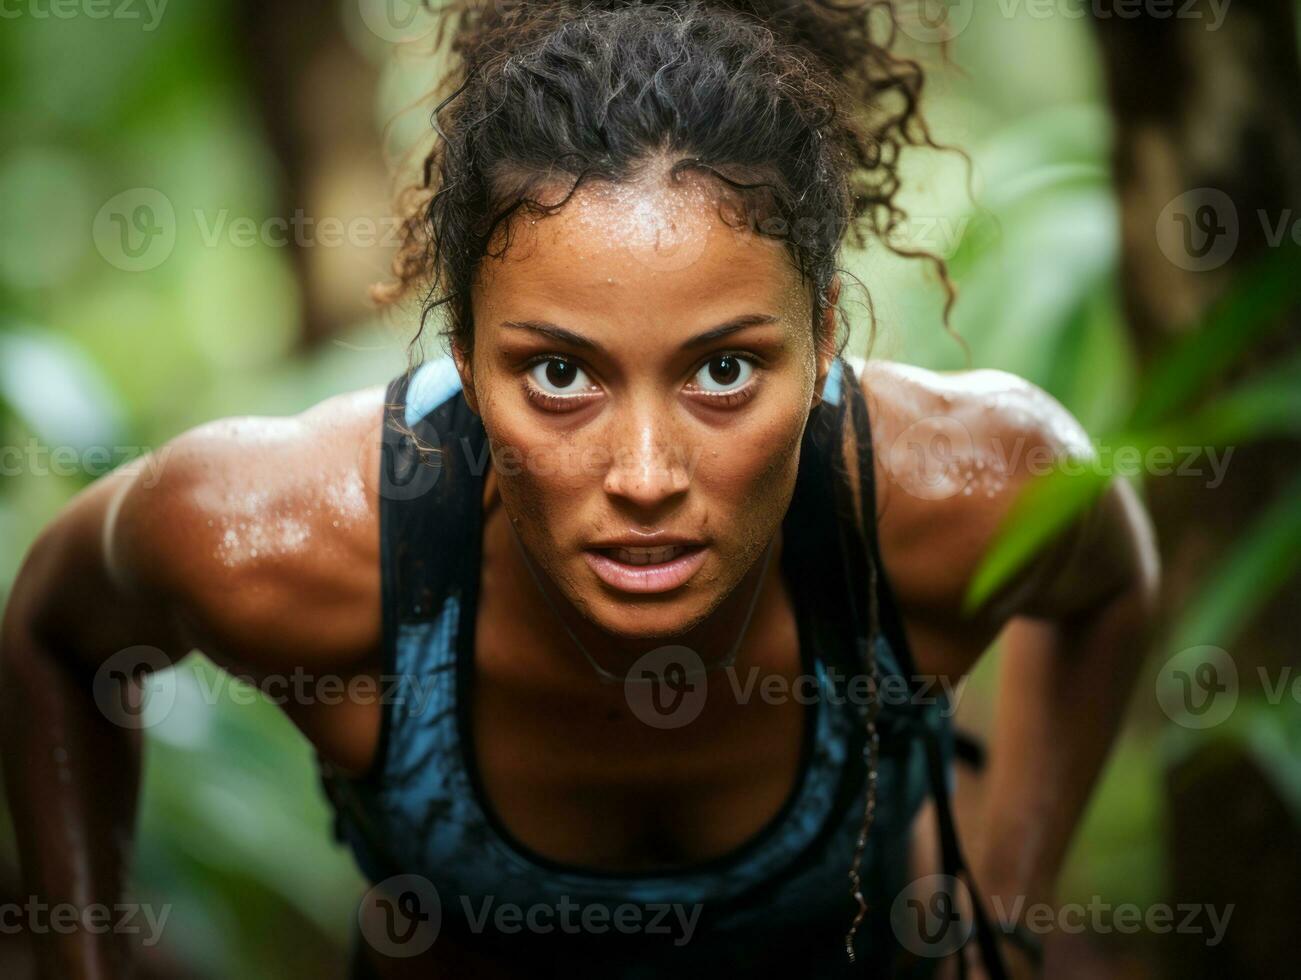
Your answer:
[372,0,959,963]
[374,0,958,365]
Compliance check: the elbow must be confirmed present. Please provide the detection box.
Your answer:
[1,525,81,689]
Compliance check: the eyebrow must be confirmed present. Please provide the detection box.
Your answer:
[500,313,781,353]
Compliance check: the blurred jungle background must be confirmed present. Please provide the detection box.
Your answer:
[0,1,1297,977]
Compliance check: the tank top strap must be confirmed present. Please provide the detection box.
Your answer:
[378,360,489,630]
[838,361,1013,980]
[317,358,485,852]
[838,360,922,681]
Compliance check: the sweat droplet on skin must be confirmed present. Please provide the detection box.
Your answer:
[564,164,720,275]
[195,428,373,569]
[204,486,314,569]
[323,467,369,522]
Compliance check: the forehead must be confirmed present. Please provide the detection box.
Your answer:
[472,170,809,340]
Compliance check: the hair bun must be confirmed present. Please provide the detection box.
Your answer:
[687,0,883,74]
[453,1,899,77]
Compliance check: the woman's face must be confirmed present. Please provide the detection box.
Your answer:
[457,168,834,641]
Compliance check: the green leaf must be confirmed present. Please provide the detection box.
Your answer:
[968,351,1301,612]
[964,465,1112,612]
[1168,471,1301,653]
[1128,240,1301,430]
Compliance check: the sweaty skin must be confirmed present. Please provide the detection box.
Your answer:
[0,168,1158,979]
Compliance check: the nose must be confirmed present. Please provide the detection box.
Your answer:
[601,401,691,509]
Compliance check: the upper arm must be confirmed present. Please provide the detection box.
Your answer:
[5,385,387,681]
[862,363,1159,644]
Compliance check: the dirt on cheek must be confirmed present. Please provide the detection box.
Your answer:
[704,417,804,573]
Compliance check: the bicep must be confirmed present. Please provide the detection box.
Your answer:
[1001,472,1160,625]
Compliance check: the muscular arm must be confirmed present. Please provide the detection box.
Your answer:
[1,466,171,979]
[971,479,1158,919]
[861,361,1160,968]
[0,385,385,978]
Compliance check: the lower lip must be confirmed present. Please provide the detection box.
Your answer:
[583,546,708,594]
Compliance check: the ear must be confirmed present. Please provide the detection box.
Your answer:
[451,342,481,416]
[812,275,841,406]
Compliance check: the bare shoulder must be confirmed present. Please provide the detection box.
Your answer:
[851,358,1101,624]
[106,383,388,673]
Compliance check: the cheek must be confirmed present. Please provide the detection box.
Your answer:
[697,406,807,536]
[480,400,594,546]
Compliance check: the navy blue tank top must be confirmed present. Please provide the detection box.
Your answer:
[318,355,1007,978]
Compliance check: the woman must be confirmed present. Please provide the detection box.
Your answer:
[0,1,1159,977]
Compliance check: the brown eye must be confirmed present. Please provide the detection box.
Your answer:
[528,357,592,395]
[545,360,576,388]
[695,354,753,393]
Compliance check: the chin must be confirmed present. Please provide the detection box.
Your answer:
[564,561,731,641]
[579,589,713,643]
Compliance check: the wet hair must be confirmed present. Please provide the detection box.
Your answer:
[373,0,958,365]
[374,0,952,961]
